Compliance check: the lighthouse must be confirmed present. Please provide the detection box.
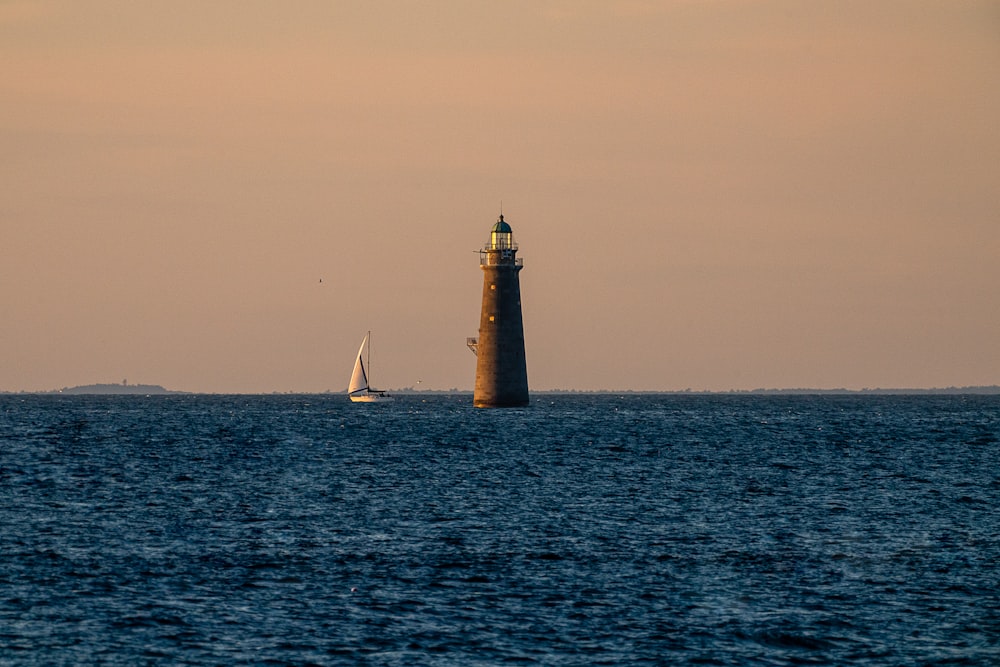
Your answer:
[468,213,529,407]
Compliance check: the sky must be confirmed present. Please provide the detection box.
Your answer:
[2,0,999,393]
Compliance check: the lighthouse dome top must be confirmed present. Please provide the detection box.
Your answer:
[484,213,518,254]
[491,214,512,234]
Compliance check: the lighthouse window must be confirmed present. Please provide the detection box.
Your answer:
[490,284,496,290]
[489,315,495,322]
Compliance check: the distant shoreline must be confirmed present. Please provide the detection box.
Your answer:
[528,386,1000,396]
[28,383,186,395]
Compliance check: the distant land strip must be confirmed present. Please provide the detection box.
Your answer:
[33,383,184,395]
[532,386,1000,395]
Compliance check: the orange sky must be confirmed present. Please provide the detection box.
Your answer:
[3,1,998,392]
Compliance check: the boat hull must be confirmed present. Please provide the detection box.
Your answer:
[349,392,394,403]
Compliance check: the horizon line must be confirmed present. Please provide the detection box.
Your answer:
[5,385,1000,396]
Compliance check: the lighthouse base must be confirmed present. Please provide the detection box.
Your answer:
[473,395,529,409]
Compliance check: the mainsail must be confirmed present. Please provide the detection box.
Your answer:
[348,334,369,395]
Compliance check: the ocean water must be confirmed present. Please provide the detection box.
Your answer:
[1,393,998,666]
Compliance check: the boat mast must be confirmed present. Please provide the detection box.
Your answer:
[367,330,372,391]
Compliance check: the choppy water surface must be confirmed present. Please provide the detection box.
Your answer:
[1,394,998,665]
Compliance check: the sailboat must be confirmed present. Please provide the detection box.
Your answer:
[348,331,393,402]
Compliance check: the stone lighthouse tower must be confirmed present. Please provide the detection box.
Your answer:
[469,213,529,407]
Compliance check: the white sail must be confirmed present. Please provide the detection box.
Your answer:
[348,334,369,395]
